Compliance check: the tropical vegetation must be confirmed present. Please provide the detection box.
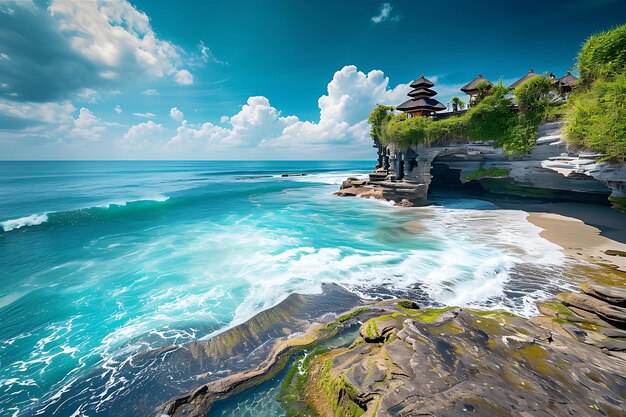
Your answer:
[564,23,626,162]
[370,23,626,161]
[369,76,556,154]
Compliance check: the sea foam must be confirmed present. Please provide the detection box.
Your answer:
[1,213,48,232]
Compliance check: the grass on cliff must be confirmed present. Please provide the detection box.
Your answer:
[371,77,557,155]
[466,165,511,181]
[564,23,626,162]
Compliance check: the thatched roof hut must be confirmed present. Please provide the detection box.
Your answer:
[509,69,539,89]
[460,75,492,95]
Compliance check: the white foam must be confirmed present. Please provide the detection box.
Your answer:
[1,213,48,232]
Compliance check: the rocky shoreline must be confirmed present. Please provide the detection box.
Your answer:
[153,195,626,417]
[158,281,626,417]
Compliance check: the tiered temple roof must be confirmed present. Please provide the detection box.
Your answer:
[397,75,446,115]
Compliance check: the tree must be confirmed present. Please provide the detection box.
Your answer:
[368,104,395,141]
[451,96,465,112]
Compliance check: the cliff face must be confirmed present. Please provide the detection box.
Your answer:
[377,121,625,209]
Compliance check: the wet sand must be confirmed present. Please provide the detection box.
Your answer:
[527,212,626,272]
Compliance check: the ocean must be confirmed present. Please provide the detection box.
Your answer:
[0,161,572,416]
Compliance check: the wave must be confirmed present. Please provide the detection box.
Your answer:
[0,196,169,233]
[1,213,49,232]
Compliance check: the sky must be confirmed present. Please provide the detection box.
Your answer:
[1,0,625,160]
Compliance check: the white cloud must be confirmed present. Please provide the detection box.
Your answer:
[168,65,411,152]
[114,104,122,113]
[0,99,75,129]
[76,88,98,103]
[174,69,193,85]
[132,112,155,118]
[197,41,227,66]
[371,3,399,24]
[169,107,184,122]
[2,64,414,159]
[142,89,158,96]
[0,0,194,102]
[123,120,163,143]
[49,0,183,81]
[70,107,106,141]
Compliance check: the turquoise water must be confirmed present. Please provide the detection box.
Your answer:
[0,161,569,416]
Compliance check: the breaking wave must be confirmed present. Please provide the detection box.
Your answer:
[0,196,170,233]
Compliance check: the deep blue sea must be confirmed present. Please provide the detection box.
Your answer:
[0,161,571,416]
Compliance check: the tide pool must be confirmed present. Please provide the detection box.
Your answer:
[0,161,570,416]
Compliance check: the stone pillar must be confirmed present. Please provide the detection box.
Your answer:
[394,152,404,180]
[374,139,384,170]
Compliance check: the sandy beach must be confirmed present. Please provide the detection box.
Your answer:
[527,212,626,273]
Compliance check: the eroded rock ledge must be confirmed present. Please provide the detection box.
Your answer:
[280,290,626,417]
[156,284,626,417]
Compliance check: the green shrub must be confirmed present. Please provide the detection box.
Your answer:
[564,23,626,162]
[578,23,626,85]
[565,73,626,161]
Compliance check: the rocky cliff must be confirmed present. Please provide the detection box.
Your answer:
[366,121,626,209]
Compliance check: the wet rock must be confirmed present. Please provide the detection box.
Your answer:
[340,177,366,189]
[557,292,626,324]
[580,282,626,306]
[302,308,626,417]
[394,199,414,207]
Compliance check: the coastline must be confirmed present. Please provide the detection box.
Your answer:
[526,211,626,273]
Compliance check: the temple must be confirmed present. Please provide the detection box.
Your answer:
[460,74,492,106]
[396,75,447,117]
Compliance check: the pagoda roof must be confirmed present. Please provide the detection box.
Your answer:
[558,71,578,87]
[410,75,435,89]
[397,98,446,112]
[408,88,437,98]
[509,69,539,89]
[461,75,492,93]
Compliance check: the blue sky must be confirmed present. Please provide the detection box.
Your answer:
[1,0,625,160]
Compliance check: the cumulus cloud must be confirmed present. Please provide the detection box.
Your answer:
[167,65,410,152]
[170,107,184,122]
[70,108,107,141]
[123,120,163,143]
[142,89,158,96]
[132,112,155,118]
[174,69,193,85]
[2,64,413,158]
[0,0,190,102]
[371,3,399,23]
[114,104,122,113]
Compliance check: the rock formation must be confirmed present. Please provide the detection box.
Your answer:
[284,298,626,417]
[342,120,626,210]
